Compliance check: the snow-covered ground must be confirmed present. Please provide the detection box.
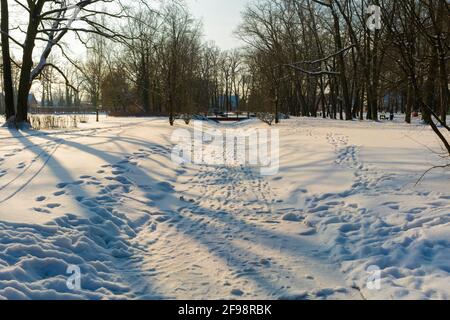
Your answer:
[0,115,448,300]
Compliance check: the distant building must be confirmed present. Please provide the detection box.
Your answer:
[0,92,38,114]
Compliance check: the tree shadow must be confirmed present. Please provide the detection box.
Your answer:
[2,129,176,299]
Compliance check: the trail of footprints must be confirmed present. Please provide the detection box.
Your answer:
[32,145,172,215]
[326,132,398,195]
[302,132,450,274]
[26,144,179,295]
[143,143,321,298]
[23,130,448,298]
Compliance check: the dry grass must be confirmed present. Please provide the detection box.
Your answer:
[28,115,87,130]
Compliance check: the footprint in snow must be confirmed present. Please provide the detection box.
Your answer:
[308,205,329,213]
[56,182,69,189]
[175,169,186,175]
[46,203,61,209]
[56,180,84,189]
[33,207,51,214]
[406,207,426,214]
[230,289,244,296]
[299,228,316,236]
[339,223,361,233]
[282,213,303,222]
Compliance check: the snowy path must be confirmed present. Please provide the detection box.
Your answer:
[140,162,363,299]
[0,117,448,299]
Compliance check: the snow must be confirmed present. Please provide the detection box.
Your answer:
[0,115,448,300]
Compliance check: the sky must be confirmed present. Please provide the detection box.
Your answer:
[186,0,249,50]
[7,0,249,57]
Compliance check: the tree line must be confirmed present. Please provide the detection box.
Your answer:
[86,3,253,125]
[0,0,449,158]
[0,0,253,126]
[238,0,450,156]
[239,0,448,121]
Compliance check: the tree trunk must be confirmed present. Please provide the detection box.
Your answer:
[424,45,438,124]
[331,8,352,120]
[405,80,413,124]
[1,0,15,121]
[16,5,42,124]
[437,45,449,123]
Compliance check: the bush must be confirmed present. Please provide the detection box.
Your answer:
[257,112,275,125]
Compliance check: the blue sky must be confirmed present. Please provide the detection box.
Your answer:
[186,0,249,50]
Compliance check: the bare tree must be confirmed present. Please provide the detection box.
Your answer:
[1,0,127,127]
